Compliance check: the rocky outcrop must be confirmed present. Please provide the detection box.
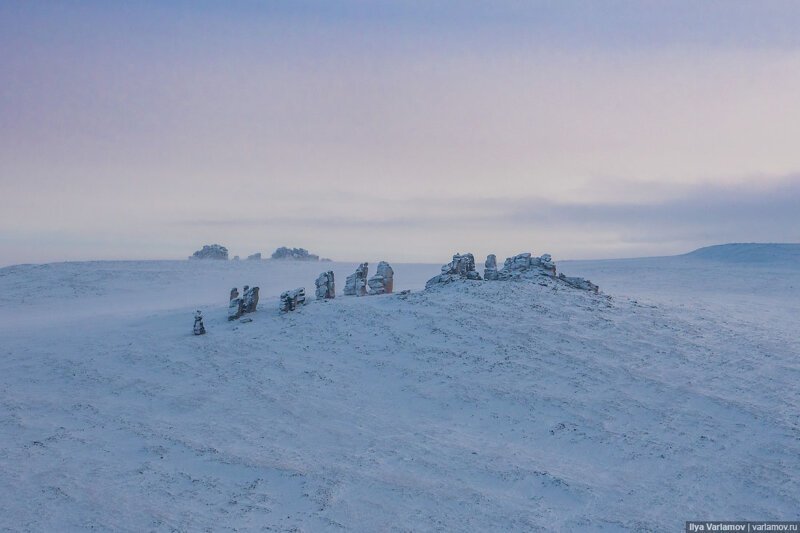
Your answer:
[246,253,262,261]
[230,287,239,301]
[193,310,206,335]
[344,263,369,296]
[368,261,394,295]
[315,271,336,299]
[271,247,320,261]
[426,253,482,288]
[190,244,229,260]
[484,254,499,280]
[497,253,556,280]
[558,274,599,293]
[280,288,306,312]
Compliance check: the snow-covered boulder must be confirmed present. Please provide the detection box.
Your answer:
[271,247,320,261]
[484,254,499,280]
[426,253,482,288]
[315,271,336,299]
[230,287,239,301]
[279,288,306,312]
[190,244,229,260]
[246,253,262,261]
[242,286,260,313]
[228,297,244,321]
[344,263,369,296]
[558,274,599,293]
[368,261,394,295]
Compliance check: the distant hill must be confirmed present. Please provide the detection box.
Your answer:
[685,243,800,263]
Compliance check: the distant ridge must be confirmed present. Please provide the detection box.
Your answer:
[685,243,800,263]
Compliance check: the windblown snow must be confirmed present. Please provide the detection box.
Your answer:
[1,249,798,531]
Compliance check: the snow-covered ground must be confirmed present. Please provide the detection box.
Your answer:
[1,249,798,531]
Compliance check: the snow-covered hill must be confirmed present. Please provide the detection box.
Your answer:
[684,242,800,264]
[1,257,799,530]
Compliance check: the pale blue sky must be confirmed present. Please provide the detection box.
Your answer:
[2,1,799,265]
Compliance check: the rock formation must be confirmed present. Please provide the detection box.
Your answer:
[228,296,243,321]
[426,253,482,287]
[315,271,336,299]
[557,274,599,293]
[497,253,557,280]
[193,310,206,335]
[280,288,306,312]
[484,254,499,280]
[368,261,394,295]
[242,286,260,313]
[246,253,262,261]
[344,263,369,296]
[271,247,321,261]
[230,287,239,301]
[190,244,229,260]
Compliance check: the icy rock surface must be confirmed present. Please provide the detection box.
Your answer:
[271,247,320,261]
[189,244,229,260]
[192,310,205,335]
[279,287,306,312]
[315,271,336,300]
[344,263,369,296]
[368,261,394,295]
[484,254,499,280]
[246,253,262,261]
[426,253,482,287]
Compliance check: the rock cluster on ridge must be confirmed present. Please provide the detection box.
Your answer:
[271,247,321,261]
[426,253,482,288]
[190,244,229,260]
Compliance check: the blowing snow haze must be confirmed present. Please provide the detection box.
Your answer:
[2,1,800,265]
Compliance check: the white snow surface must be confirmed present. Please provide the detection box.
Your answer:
[1,254,799,531]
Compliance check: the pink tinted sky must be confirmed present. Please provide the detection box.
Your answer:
[1,1,799,265]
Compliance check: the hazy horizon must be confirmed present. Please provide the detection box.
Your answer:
[3,1,800,266]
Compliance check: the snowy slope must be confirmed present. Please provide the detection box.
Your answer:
[1,257,799,531]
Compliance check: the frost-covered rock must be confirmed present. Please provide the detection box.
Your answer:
[484,254,499,280]
[497,252,557,280]
[271,247,320,261]
[315,271,336,299]
[230,287,239,301]
[368,261,394,295]
[242,286,260,313]
[228,297,243,321]
[190,244,229,260]
[344,263,369,296]
[558,274,599,293]
[246,253,262,261]
[426,253,482,287]
[193,310,206,335]
[279,288,306,312]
